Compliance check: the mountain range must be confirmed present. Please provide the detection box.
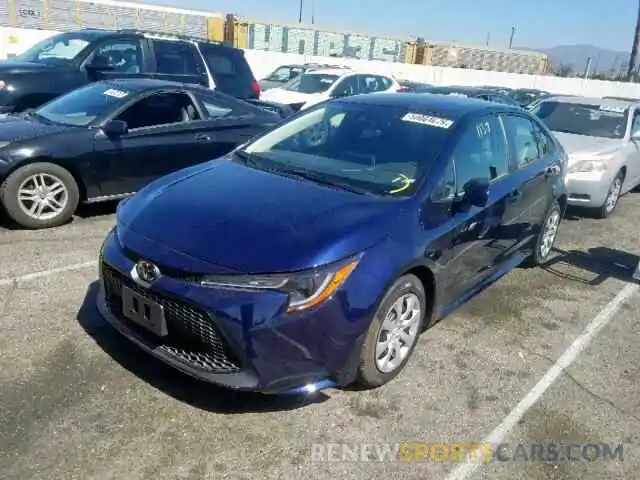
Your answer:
[519,44,631,74]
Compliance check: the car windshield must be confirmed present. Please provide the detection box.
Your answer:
[15,32,90,63]
[266,66,303,82]
[282,73,340,94]
[239,101,454,197]
[35,83,131,126]
[531,101,629,139]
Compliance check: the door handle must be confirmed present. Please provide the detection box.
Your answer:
[545,165,561,176]
[194,133,212,141]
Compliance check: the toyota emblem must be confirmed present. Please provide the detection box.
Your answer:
[135,260,160,283]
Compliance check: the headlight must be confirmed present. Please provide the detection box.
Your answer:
[567,159,608,174]
[0,80,6,91]
[200,255,361,313]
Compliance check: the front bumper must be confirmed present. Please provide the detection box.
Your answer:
[565,171,611,208]
[96,229,371,394]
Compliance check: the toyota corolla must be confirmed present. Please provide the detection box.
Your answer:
[97,93,566,394]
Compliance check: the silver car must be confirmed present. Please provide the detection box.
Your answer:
[530,96,640,217]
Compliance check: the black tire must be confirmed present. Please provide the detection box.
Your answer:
[522,200,562,267]
[356,274,427,389]
[0,162,80,229]
[593,170,624,219]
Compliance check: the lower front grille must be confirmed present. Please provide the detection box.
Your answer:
[102,262,241,373]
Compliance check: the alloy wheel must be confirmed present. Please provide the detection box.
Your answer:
[375,293,422,373]
[16,173,69,221]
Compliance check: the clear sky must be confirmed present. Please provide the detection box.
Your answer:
[148,0,637,52]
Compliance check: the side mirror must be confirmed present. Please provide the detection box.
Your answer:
[462,177,490,207]
[631,131,640,141]
[102,119,128,137]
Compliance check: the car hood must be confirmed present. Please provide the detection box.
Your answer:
[259,88,322,106]
[553,132,623,162]
[0,114,76,144]
[117,159,399,274]
[0,60,62,74]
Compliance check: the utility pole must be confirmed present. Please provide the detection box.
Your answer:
[298,0,303,23]
[311,2,315,24]
[485,31,490,46]
[584,57,593,79]
[627,0,640,80]
[508,26,516,49]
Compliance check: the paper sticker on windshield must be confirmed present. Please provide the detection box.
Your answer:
[104,88,129,99]
[402,112,454,129]
[599,105,626,113]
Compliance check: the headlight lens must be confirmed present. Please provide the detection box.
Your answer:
[568,159,608,173]
[200,255,361,313]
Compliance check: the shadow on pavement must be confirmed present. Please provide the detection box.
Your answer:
[76,281,330,413]
[543,246,639,286]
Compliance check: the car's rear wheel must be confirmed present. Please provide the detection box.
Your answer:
[594,170,624,219]
[522,200,562,267]
[0,162,79,229]
[356,274,427,389]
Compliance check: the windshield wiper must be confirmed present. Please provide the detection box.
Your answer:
[232,149,262,167]
[276,167,372,195]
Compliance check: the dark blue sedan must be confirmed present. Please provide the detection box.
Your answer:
[97,93,567,395]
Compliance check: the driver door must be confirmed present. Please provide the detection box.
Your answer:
[91,91,214,196]
[625,108,640,188]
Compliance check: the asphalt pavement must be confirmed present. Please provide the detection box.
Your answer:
[1,196,639,480]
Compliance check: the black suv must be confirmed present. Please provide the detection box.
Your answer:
[0,28,260,113]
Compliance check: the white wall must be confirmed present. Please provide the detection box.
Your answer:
[4,26,640,99]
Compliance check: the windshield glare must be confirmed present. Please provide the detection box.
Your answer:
[15,33,90,63]
[35,83,130,126]
[532,101,628,139]
[242,101,453,197]
[282,73,339,94]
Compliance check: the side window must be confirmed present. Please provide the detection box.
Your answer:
[532,122,552,156]
[431,160,456,202]
[153,40,205,76]
[504,115,541,169]
[453,116,509,193]
[331,76,357,97]
[116,92,201,130]
[360,75,386,93]
[91,39,143,73]
[196,95,234,119]
[631,110,640,135]
[378,76,392,90]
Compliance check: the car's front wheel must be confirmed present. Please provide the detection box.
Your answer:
[0,162,79,229]
[522,200,562,267]
[356,274,427,389]
[594,170,624,219]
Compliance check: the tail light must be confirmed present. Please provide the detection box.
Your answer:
[251,79,261,97]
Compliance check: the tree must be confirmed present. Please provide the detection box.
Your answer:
[554,64,572,77]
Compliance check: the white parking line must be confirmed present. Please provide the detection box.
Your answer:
[445,281,638,480]
[0,260,98,287]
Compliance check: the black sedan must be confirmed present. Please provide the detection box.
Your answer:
[0,78,281,229]
[420,86,520,106]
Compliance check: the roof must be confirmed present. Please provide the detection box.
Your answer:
[422,86,499,96]
[343,92,517,120]
[541,96,639,108]
[96,77,209,92]
[302,68,354,77]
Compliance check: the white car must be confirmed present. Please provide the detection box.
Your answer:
[259,68,402,111]
[530,96,640,218]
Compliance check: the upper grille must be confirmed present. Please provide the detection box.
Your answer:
[101,261,241,373]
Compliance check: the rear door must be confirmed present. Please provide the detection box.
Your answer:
[147,39,209,87]
[500,113,559,256]
[197,43,258,99]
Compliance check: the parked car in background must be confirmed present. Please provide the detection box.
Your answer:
[245,98,295,118]
[0,28,260,114]
[419,86,520,106]
[397,79,433,92]
[97,93,566,395]
[259,63,349,91]
[604,96,640,102]
[510,88,551,107]
[259,68,402,111]
[530,96,640,218]
[479,86,516,97]
[0,79,280,229]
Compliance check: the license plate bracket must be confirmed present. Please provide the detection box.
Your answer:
[122,286,168,337]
